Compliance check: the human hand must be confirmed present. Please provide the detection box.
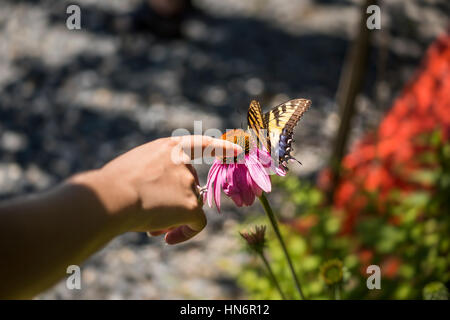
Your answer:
[75,135,242,244]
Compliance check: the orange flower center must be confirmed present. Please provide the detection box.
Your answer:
[220,129,251,161]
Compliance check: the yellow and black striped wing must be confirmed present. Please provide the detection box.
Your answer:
[264,99,311,168]
[264,99,311,135]
[247,100,269,150]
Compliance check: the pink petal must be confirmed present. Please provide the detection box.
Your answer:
[206,162,221,207]
[226,163,236,189]
[246,159,271,193]
[230,193,244,207]
[204,161,217,203]
[255,148,273,168]
[245,190,255,206]
[222,178,234,196]
[234,165,255,206]
[223,176,244,207]
[247,170,263,197]
[214,166,226,212]
[249,151,274,177]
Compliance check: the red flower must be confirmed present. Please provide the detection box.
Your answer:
[381,257,402,279]
[327,30,450,233]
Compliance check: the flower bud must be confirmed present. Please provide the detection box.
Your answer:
[239,225,267,254]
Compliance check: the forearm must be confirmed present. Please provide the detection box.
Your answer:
[0,170,125,299]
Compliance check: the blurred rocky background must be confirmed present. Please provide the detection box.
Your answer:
[0,0,448,299]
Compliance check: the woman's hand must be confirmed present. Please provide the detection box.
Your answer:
[73,135,242,244]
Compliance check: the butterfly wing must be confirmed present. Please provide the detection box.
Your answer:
[247,100,269,150]
[264,99,311,169]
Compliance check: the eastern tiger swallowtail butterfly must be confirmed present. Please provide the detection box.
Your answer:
[222,99,311,171]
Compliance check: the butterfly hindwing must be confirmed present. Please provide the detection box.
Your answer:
[264,99,311,169]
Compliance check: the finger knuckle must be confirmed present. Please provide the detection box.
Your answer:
[203,135,213,144]
[185,173,196,186]
[167,137,180,148]
[185,195,199,211]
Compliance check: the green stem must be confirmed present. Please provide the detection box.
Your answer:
[259,193,306,300]
[334,284,341,300]
[259,251,287,300]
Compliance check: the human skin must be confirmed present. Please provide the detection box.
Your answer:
[0,135,242,299]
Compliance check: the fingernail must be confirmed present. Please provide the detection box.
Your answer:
[164,234,171,245]
[234,145,243,154]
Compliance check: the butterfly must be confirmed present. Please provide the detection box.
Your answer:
[247,98,311,171]
[221,99,311,170]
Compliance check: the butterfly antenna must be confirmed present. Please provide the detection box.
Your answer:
[287,155,302,166]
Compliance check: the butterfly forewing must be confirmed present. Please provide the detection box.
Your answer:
[247,100,269,150]
[264,99,311,127]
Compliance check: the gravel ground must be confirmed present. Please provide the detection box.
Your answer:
[0,0,447,299]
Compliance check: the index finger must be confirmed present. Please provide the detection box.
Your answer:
[173,135,243,160]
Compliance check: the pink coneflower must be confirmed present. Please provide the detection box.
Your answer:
[204,129,285,211]
[205,128,307,300]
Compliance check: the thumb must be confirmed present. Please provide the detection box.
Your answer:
[164,210,207,245]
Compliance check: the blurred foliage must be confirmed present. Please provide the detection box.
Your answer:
[237,130,449,299]
[423,282,449,300]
